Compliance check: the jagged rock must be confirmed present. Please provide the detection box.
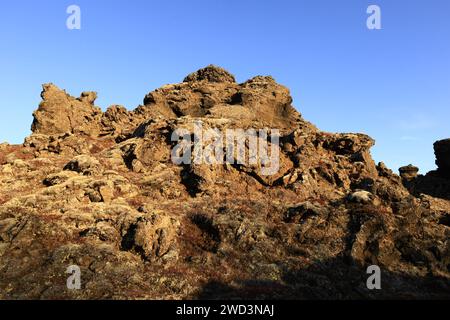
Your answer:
[401,139,450,200]
[31,84,102,136]
[183,64,236,83]
[100,105,132,136]
[434,139,450,178]
[377,161,394,177]
[0,66,449,300]
[124,213,180,261]
[399,164,419,181]
[78,91,98,105]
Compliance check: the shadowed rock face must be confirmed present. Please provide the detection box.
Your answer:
[0,66,449,299]
[435,139,450,178]
[399,140,450,201]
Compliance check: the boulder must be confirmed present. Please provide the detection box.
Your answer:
[399,164,419,181]
[128,213,180,261]
[64,155,102,176]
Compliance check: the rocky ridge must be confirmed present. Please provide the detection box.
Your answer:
[0,65,449,299]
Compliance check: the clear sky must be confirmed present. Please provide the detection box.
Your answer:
[0,0,449,173]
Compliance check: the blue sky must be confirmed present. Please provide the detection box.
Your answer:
[0,0,449,173]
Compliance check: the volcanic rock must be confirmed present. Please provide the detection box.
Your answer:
[434,139,450,178]
[31,84,102,136]
[399,164,419,181]
[64,155,102,176]
[0,66,449,300]
[183,65,236,83]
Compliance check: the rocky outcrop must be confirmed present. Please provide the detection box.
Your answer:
[435,139,450,178]
[399,164,419,181]
[0,66,449,299]
[31,84,103,136]
[399,140,450,200]
[183,64,236,83]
